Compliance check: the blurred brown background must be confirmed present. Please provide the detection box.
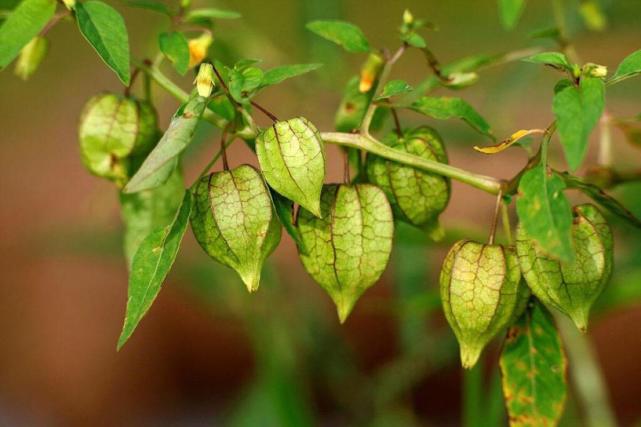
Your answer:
[1,0,641,426]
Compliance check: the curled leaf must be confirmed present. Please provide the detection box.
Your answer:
[297,184,394,322]
[190,165,281,292]
[256,117,326,217]
[474,129,545,154]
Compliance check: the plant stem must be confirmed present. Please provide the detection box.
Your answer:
[321,132,503,194]
[488,190,503,244]
[555,314,617,427]
[598,112,612,167]
[501,201,512,244]
[139,60,505,195]
[360,45,405,135]
[463,363,483,427]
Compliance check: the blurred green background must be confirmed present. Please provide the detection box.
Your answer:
[1,0,641,426]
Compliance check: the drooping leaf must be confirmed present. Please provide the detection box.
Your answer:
[522,51,572,72]
[335,75,372,132]
[500,303,567,427]
[474,129,545,154]
[0,0,55,69]
[516,165,573,261]
[559,172,641,228]
[184,7,241,21]
[553,77,605,171]
[121,0,171,16]
[408,96,494,139]
[120,168,185,268]
[306,20,371,53]
[76,1,131,85]
[158,31,189,75]
[124,93,207,193]
[374,79,413,101]
[498,0,526,30]
[270,190,305,251]
[610,50,641,84]
[260,63,323,88]
[256,117,326,217]
[117,190,192,349]
[401,31,426,48]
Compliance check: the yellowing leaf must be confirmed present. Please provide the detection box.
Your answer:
[474,129,545,154]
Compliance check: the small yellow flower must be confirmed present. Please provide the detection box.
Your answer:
[188,33,213,69]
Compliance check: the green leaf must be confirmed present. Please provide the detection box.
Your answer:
[121,0,171,16]
[76,1,131,85]
[260,63,323,88]
[334,75,372,132]
[610,49,641,84]
[256,117,326,216]
[500,303,567,426]
[184,7,241,21]
[516,165,573,261]
[409,96,494,139]
[401,31,426,48]
[117,190,192,349]
[522,51,572,72]
[553,77,605,171]
[229,66,264,102]
[0,0,55,69]
[158,31,189,75]
[374,79,413,101]
[559,172,641,228]
[270,191,306,252]
[124,93,207,193]
[306,20,370,53]
[120,168,185,268]
[498,0,526,30]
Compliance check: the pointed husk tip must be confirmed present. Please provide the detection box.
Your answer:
[460,343,483,369]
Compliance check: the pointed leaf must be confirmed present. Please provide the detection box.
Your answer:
[117,190,192,349]
[0,0,55,69]
[306,20,370,53]
[260,63,323,88]
[124,93,207,193]
[409,96,494,139]
[553,77,605,171]
[498,0,526,30]
[76,1,131,85]
[516,165,573,261]
[559,172,641,228]
[159,31,189,75]
[500,303,567,427]
[374,79,413,101]
[120,168,185,268]
[610,49,641,84]
[522,51,572,72]
[474,129,545,154]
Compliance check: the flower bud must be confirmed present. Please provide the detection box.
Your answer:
[62,0,75,10]
[440,241,524,368]
[516,204,613,331]
[359,53,384,93]
[366,127,450,230]
[194,63,215,97]
[188,33,213,69]
[297,184,394,322]
[14,36,48,80]
[190,165,282,292]
[78,93,158,187]
[403,9,414,25]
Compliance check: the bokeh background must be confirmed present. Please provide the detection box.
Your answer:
[1,0,641,425]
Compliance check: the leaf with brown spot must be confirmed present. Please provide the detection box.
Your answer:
[500,302,567,427]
